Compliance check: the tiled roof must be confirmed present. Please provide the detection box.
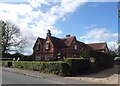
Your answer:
[50,37,66,48]
[87,42,107,50]
[61,36,75,46]
[34,36,87,49]
[33,37,45,49]
[38,37,45,44]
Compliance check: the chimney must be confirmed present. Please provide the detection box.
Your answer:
[66,35,71,37]
[47,29,51,37]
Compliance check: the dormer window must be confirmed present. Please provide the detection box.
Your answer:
[36,44,40,50]
[74,45,77,50]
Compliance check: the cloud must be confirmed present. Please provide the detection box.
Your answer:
[80,27,118,51]
[29,0,50,8]
[80,28,118,41]
[107,42,118,51]
[57,0,87,18]
[85,24,97,29]
[0,1,87,55]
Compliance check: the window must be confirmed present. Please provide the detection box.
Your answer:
[45,44,49,50]
[35,56,41,61]
[36,44,40,50]
[74,45,77,50]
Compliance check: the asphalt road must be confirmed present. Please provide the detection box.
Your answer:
[2,70,92,84]
[2,70,61,84]
[2,68,118,86]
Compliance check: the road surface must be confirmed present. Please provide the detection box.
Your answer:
[2,70,93,84]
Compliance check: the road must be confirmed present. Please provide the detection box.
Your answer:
[2,70,61,84]
[2,69,93,84]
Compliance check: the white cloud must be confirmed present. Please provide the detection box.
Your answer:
[80,27,118,51]
[29,0,50,8]
[85,24,97,29]
[0,1,87,55]
[80,28,118,41]
[57,0,87,18]
[107,42,118,51]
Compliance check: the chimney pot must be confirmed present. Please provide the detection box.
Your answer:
[66,35,71,37]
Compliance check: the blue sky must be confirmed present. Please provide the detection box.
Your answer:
[0,1,118,55]
[57,2,118,40]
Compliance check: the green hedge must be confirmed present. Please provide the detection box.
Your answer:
[64,58,90,74]
[12,61,70,76]
[90,50,114,70]
[2,61,12,67]
[80,49,90,58]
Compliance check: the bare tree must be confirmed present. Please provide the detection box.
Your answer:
[1,20,26,54]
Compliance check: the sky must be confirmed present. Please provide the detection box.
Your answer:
[0,0,119,55]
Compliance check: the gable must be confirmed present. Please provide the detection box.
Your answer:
[33,37,45,50]
[87,42,109,51]
[61,36,76,47]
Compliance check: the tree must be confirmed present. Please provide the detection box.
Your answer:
[80,48,90,58]
[108,50,117,58]
[1,20,26,54]
[117,45,120,56]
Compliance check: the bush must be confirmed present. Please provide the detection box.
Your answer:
[2,53,11,58]
[90,50,114,70]
[2,61,12,67]
[12,61,70,76]
[80,49,90,58]
[114,57,120,65]
[64,58,90,74]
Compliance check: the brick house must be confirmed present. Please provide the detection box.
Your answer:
[33,30,109,60]
[33,30,88,60]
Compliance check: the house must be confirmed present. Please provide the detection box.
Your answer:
[33,30,86,60]
[87,43,109,53]
[33,30,109,61]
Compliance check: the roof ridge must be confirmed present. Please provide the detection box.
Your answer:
[87,42,106,45]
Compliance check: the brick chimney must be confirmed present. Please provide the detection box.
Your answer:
[47,29,51,37]
[66,35,71,37]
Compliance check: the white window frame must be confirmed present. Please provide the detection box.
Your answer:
[45,44,49,50]
[74,45,77,50]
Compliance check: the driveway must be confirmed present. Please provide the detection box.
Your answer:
[65,65,120,84]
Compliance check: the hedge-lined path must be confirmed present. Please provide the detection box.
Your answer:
[2,67,95,84]
[65,65,120,84]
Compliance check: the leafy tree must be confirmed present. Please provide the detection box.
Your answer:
[80,49,90,58]
[1,20,26,54]
[108,50,117,58]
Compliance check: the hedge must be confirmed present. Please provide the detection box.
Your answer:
[80,49,90,58]
[64,58,90,74]
[90,50,114,70]
[2,61,12,67]
[12,61,70,76]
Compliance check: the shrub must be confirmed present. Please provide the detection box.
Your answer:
[2,61,12,67]
[12,61,70,76]
[114,57,120,65]
[64,58,90,74]
[90,50,114,70]
[2,53,11,58]
[80,49,90,58]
